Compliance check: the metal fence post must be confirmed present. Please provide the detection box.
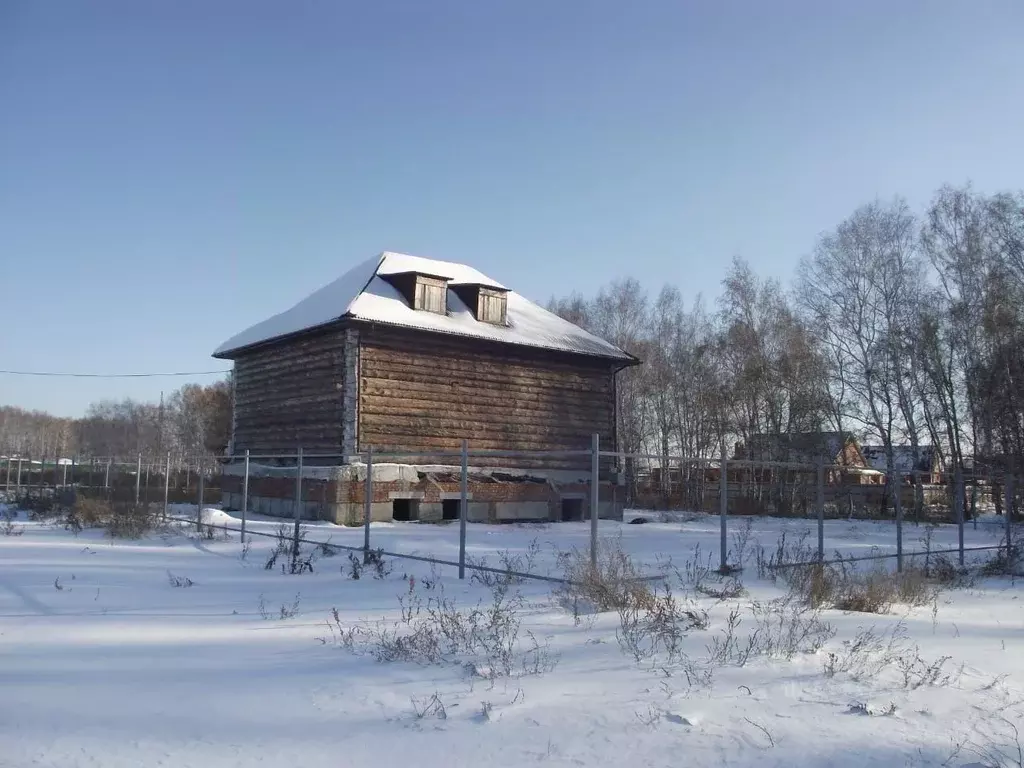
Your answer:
[955,467,965,567]
[293,446,303,553]
[459,439,468,579]
[972,472,978,529]
[590,432,600,567]
[719,441,728,573]
[241,449,250,543]
[816,459,825,562]
[197,468,205,535]
[894,475,903,573]
[104,459,111,491]
[363,448,373,561]
[37,455,43,497]
[4,457,10,493]
[163,452,171,522]
[16,457,22,493]
[134,453,142,504]
[1005,473,1014,565]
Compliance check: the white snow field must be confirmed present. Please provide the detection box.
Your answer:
[1,506,1022,768]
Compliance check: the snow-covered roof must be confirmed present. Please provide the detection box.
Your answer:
[739,432,857,464]
[213,252,634,362]
[861,445,938,473]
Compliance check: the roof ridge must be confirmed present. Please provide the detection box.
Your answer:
[213,252,634,362]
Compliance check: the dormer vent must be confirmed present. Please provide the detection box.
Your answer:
[451,284,509,325]
[382,272,449,315]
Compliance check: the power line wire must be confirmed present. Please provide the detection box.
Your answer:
[0,369,230,378]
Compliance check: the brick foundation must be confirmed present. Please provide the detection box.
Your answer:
[220,462,623,525]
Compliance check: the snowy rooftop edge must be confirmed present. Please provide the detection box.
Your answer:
[213,251,635,362]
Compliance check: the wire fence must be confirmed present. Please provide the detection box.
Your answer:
[2,437,1020,580]
[1,452,222,507]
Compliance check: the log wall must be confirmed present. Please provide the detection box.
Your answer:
[357,326,618,468]
[231,330,347,456]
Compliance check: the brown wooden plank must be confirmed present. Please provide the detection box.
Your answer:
[360,399,609,427]
[361,365,610,397]
[360,326,619,370]
[359,385,611,419]
[360,376,611,404]
[358,434,603,454]
[232,328,344,455]
[361,349,612,388]
[360,412,609,439]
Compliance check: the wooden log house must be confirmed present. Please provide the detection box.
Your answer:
[213,252,638,524]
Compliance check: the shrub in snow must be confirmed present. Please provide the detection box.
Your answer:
[258,592,301,620]
[477,701,493,722]
[70,497,109,527]
[468,540,541,588]
[727,517,755,571]
[365,548,392,579]
[63,509,83,535]
[553,542,655,615]
[674,543,714,592]
[784,557,938,614]
[518,630,559,677]
[979,540,1023,578]
[317,538,337,557]
[16,492,63,520]
[346,552,363,579]
[265,525,318,574]
[822,621,961,691]
[1,509,23,536]
[695,576,746,601]
[105,501,156,539]
[287,548,318,575]
[317,607,361,649]
[325,579,557,680]
[957,715,1024,768]
[705,598,835,667]
[667,542,746,598]
[615,583,708,664]
[410,692,447,721]
[346,549,390,580]
[167,571,194,588]
[754,530,816,582]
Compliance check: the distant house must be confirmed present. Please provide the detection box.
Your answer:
[861,445,943,484]
[964,454,1013,475]
[212,251,639,524]
[733,432,880,484]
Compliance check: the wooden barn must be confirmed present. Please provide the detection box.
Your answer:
[733,432,881,484]
[861,445,943,484]
[212,252,638,524]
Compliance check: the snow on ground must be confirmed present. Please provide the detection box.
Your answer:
[1,505,1022,768]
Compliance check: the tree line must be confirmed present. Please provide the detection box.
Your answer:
[548,183,1024,486]
[0,379,231,461]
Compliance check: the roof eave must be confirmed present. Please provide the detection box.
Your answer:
[212,316,354,360]
[348,316,636,365]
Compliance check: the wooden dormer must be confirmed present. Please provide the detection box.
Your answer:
[451,283,508,325]
[381,272,449,314]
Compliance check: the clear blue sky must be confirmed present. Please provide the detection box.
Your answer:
[2,1,1022,417]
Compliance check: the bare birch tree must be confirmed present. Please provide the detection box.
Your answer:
[797,198,922,511]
